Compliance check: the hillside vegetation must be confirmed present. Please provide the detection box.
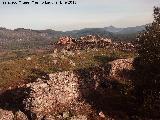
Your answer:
[0,46,136,90]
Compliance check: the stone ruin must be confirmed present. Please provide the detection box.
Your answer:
[56,35,112,45]
[54,35,136,52]
[54,35,112,51]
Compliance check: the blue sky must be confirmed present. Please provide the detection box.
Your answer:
[0,0,159,31]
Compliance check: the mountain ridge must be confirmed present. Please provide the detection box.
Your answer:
[0,25,146,50]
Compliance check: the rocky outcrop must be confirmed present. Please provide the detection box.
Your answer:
[0,58,135,120]
[79,35,112,43]
[23,71,95,119]
[108,58,134,81]
[54,35,112,51]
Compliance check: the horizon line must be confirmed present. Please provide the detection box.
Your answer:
[0,24,147,32]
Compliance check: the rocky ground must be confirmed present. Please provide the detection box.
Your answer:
[0,57,137,120]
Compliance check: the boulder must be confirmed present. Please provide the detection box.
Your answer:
[108,58,134,81]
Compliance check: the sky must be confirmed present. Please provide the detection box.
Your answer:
[0,0,159,31]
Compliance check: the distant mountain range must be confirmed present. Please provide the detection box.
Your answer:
[0,25,146,50]
[104,25,145,34]
[66,25,146,41]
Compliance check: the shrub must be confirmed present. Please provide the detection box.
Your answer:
[137,7,160,70]
[135,7,160,118]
